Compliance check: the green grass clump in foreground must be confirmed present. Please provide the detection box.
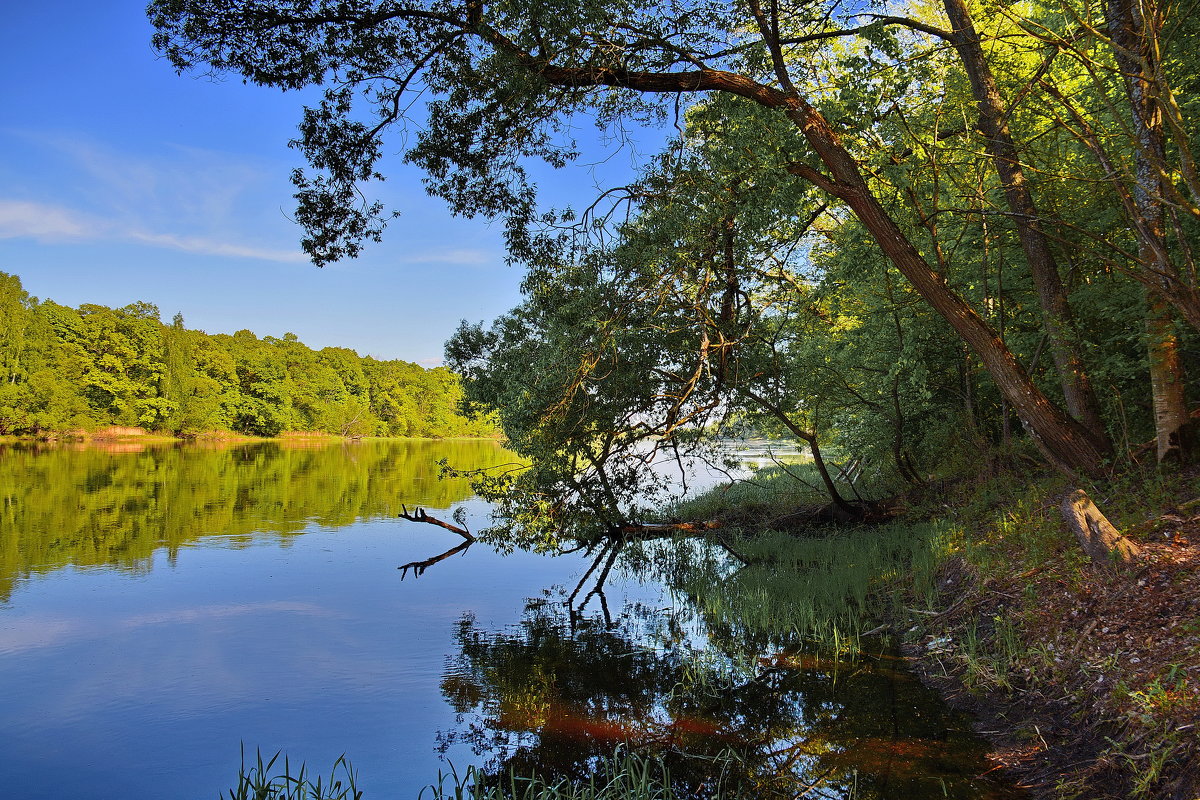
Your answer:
[224,748,361,799]
[224,749,691,800]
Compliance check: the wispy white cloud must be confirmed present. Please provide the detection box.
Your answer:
[0,200,103,241]
[394,247,496,266]
[0,198,306,262]
[54,136,273,227]
[129,231,307,262]
[1,131,307,263]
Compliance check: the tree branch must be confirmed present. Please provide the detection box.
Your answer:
[398,504,475,540]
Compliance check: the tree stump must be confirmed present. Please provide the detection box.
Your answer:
[1061,489,1141,566]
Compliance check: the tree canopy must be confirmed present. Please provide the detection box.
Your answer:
[149,0,1200,531]
[0,272,494,438]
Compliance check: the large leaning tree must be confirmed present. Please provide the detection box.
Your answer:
[150,0,1117,476]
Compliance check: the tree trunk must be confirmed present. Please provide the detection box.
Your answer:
[1107,0,1195,462]
[942,0,1109,445]
[1061,489,1141,565]
[739,387,855,513]
[782,121,1109,476]
[1146,297,1192,461]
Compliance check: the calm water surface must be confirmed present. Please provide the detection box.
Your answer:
[0,440,1019,799]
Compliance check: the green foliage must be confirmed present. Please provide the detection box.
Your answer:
[146,0,1200,533]
[0,272,494,439]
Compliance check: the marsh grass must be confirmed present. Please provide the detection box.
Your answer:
[650,465,954,646]
[224,747,361,800]
[226,748,729,800]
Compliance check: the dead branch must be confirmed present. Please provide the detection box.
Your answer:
[398,504,475,541]
[398,540,472,579]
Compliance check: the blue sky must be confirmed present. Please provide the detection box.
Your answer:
[0,1,658,365]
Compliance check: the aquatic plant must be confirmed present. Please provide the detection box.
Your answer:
[224,746,361,800]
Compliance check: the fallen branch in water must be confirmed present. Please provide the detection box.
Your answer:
[398,540,472,579]
[398,505,475,541]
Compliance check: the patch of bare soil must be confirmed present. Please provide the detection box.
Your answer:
[905,490,1200,800]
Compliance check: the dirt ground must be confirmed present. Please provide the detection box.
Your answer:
[905,484,1200,800]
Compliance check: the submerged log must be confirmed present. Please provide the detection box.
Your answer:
[1061,489,1141,566]
[396,505,476,578]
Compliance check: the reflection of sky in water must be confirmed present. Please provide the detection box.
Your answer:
[0,441,650,800]
[0,600,336,655]
[0,505,662,799]
[0,441,1014,800]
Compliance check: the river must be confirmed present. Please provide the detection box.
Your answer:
[0,439,1020,799]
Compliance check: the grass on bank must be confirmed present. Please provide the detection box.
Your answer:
[897,462,1200,800]
[668,458,1199,799]
[654,519,951,647]
[656,463,950,645]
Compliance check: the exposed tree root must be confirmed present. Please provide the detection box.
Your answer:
[615,520,723,535]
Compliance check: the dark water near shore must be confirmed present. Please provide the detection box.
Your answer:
[0,439,1020,798]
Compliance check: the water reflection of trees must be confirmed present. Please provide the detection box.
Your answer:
[0,439,514,600]
[439,588,1020,799]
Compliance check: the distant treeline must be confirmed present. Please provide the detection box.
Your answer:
[0,272,494,438]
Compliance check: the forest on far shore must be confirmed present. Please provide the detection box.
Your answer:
[0,272,495,439]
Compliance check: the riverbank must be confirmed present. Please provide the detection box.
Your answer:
[894,467,1200,800]
[0,427,506,446]
[673,460,1199,798]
